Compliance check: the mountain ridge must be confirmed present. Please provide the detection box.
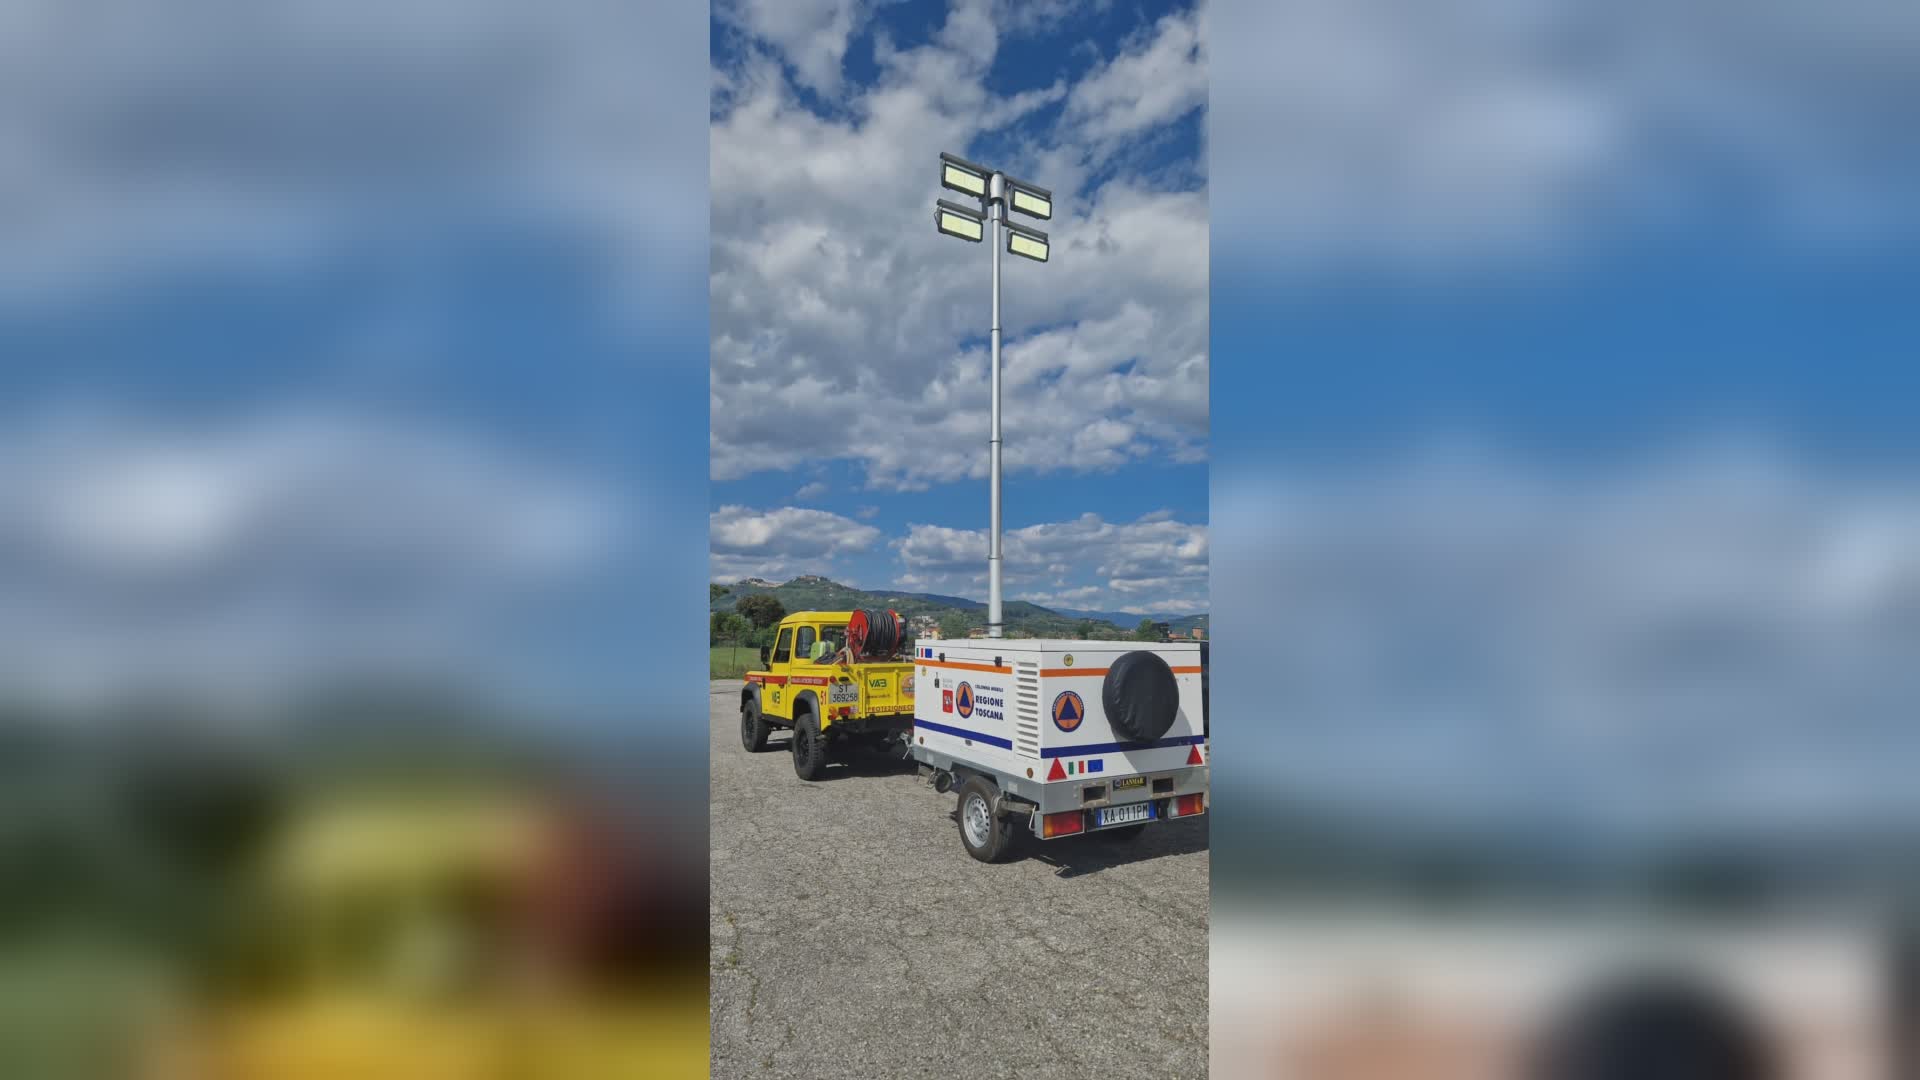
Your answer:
[711,575,1208,637]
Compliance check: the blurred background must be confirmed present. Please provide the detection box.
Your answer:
[0,0,709,1076]
[13,0,1920,1074]
[1210,0,1920,1076]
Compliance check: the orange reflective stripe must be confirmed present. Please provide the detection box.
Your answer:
[921,659,1011,674]
[1039,665,1203,677]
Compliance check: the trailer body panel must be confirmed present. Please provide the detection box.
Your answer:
[910,639,1208,837]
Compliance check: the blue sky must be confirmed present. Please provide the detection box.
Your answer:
[708,0,1210,618]
[0,0,710,727]
[1207,0,1920,849]
[5,0,1918,844]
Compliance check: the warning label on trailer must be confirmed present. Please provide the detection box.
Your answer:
[955,682,974,718]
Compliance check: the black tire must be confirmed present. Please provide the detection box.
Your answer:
[740,697,771,752]
[1103,651,1180,742]
[791,711,829,781]
[1530,970,1775,1080]
[957,776,1015,863]
[1091,823,1147,841]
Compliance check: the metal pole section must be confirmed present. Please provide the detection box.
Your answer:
[987,172,1005,639]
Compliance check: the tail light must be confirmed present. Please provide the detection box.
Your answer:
[1169,793,1206,818]
[1041,811,1084,838]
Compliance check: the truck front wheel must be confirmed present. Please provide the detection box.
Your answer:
[792,712,829,781]
[957,777,1015,863]
[741,698,771,752]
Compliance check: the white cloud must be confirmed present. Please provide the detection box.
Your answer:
[0,410,612,584]
[993,0,1114,39]
[0,408,622,703]
[1210,0,1920,270]
[0,0,707,308]
[1213,438,1920,844]
[895,511,1208,612]
[716,0,867,95]
[710,1,1208,490]
[1064,9,1207,143]
[1023,583,1107,607]
[710,504,883,582]
[794,480,829,500]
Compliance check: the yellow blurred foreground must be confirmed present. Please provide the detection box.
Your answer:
[137,783,708,1079]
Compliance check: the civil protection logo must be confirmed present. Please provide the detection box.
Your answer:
[1052,690,1084,732]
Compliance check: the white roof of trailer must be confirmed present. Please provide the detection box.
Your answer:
[913,639,1199,650]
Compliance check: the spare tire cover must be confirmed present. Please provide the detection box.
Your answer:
[1101,651,1180,742]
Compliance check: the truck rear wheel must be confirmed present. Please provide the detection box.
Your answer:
[792,712,829,781]
[957,777,1015,863]
[740,697,771,752]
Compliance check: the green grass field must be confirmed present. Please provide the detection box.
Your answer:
[710,644,755,680]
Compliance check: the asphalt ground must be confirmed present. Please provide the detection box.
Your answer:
[708,680,1210,1080]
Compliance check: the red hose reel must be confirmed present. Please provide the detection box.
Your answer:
[847,608,907,660]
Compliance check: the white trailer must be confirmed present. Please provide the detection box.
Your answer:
[910,638,1208,862]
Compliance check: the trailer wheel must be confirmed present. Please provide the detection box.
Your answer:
[957,777,1014,863]
[740,698,771,753]
[792,712,829,781]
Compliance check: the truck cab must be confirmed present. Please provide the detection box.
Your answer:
[740,610,916,780]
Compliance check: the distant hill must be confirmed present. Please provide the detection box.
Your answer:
[1051,607,1210,636]
[711,576,1207,639]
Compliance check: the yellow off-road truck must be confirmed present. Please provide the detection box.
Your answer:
[169,787,708,1079]
[740,608,917,780]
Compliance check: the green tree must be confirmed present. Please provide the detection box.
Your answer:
[939,611,972,640]
[710,583,730,604]
[1074,619,1096,640]
[710,610,742,645]
[1135,618,1159,642]
[736,593,786,629]
[714,612,752,668]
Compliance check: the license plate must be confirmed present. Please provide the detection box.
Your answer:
[829,682,859,705]
[1095,802,1153,828]
[1111,776,1146,791]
